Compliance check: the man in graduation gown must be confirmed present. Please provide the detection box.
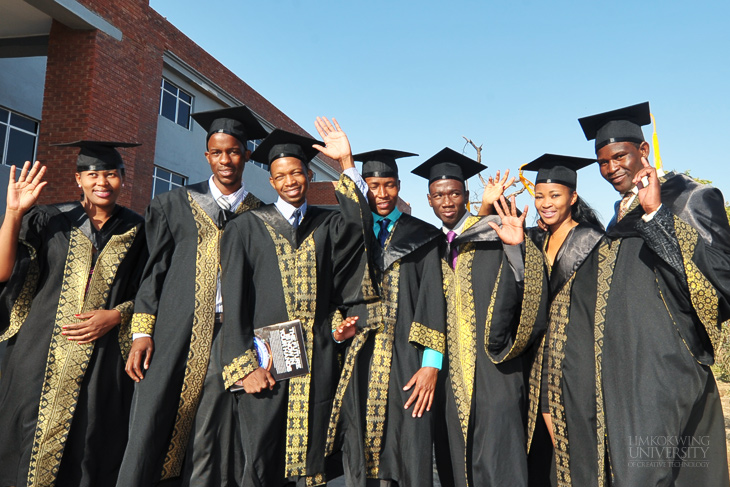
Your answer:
[413,149,546,487]
[220,121,372,486]
[0,143,147,487]
[566,102,730,486]
[117,106,268,487]
[325,149,446,487]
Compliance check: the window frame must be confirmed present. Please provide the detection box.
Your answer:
[0,106,39,167]
[159,78,194,129]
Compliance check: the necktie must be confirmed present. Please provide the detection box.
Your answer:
[446,230,458,269]
[217,196,233,228]
[378,218,391,247]
[292,208,301,229]
[617,192,634,221]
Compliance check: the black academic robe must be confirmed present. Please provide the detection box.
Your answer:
[329,213,446,487]
[117,181,261,487]
[436,214,547,487]
[220,174,370,486]
[528,173,730,487]
[0,202,145,487]
[525,223,605,487]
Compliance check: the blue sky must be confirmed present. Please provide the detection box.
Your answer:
[150,0,730,226]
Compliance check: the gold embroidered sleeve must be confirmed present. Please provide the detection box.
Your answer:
[222,349,259,389]
[115,301,135,357]
[409,322,446,354]
[674,216,724,353]
[496,237,544,362]
[130,312,156,335]
[0,241,39,342]
[335,172,360,203]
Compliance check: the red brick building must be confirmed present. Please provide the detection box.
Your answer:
[0,0,343,213]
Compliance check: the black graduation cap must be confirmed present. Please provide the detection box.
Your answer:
[191,105,268,146]
[411,148,486,185]
[353,149,418,178]
[578,102,651,151]
[520,153,595,189]
[53,140,140,172]
[249,129,323,167]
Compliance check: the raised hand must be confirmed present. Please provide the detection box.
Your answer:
[6,161,47,214]
[488,195,528,245]
[633,156,661,214]
[479,169,517,216]
[313,117,354,169]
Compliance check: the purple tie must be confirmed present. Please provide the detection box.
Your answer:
[446,230,458,269]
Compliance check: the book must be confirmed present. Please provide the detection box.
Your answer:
[253,319,310,381]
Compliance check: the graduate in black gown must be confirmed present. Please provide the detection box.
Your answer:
[526,101,730,486]
[117,106,267,487]
[518,154,606,487]
[220,120,371,486]
[326,149,446,487]
[413,149,547,487]
[0,142,146,487]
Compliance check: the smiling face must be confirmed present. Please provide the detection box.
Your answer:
[534,182,577,229]
[269,157,309,207]
[205,132,249,194]
[75,169,123,211]
[427,178,469,229]
[366,176,400,216]
[596,141,650,194]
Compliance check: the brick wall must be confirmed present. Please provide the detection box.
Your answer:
[36,0,339,214]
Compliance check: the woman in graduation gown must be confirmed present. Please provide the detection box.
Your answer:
[0,142,146,487]
[519,154,607,487]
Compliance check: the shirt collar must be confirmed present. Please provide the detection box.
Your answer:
[442,211,472,236]
[373,206,402,224]
[274,197,308,222]
[208,176,247,210]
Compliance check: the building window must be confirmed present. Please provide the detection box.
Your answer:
[247,138,266,168]
[159,78,193,129]
[0,107,39,167]
[152,166,187,198]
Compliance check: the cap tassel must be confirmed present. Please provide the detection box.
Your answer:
[651,113,665,177]
[518,164,535,197]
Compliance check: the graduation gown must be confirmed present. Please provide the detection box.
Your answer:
[525,223,605,487]
[220,174,370,486]
[117,181,261,487]
[0,202,145,487]
[327,213,446,487]
[437,214,546,487]
[529,173,730,486]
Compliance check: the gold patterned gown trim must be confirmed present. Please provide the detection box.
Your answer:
[673,216,723,352]
[362,263,400,477]
[161,195,221,480]
[592,239,620,487]
[264,223,320,480]
[115,300,135,359]
[497,237,543,362]
[526,337,545,453]
[27,226,138,487]
[546,275,575,487]
[408,321,445,354]
[0,241,39,342]
[130,312,156,335]
[442,243,477,484]
[222,349,259,389]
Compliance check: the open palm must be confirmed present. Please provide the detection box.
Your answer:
[7,161,47,214]
[313,117,352,161]
[488,195,527,245]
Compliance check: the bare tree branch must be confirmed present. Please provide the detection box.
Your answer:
[462,136,483,163]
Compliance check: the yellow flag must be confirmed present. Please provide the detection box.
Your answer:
[651,113,664,175]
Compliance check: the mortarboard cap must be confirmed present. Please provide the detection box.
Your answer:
[411,148,486,185]
[53,140,140,172]
[250,129,323,167]
[353,149,418,179]
[520,153,595,190]
[191,105,268,147]
[578,102,651,151]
